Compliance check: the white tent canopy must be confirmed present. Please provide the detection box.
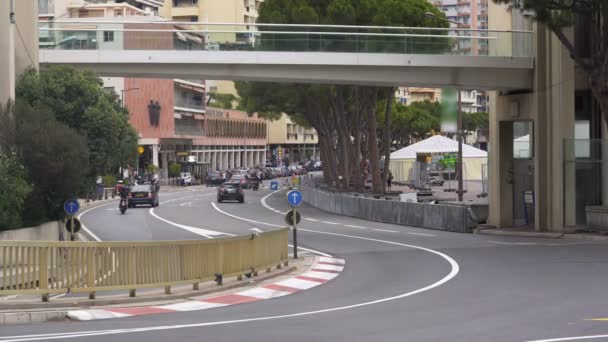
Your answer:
[390,135,488,160]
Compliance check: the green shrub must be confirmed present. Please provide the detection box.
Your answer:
[0,153,32,230]
[169,163,181,178]
[102,174,117,188]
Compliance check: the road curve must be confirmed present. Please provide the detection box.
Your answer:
[2,188,608,342]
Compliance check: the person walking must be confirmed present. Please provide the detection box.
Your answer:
[387,170,393,190]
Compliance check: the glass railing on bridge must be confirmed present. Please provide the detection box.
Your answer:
[38,21,534,58]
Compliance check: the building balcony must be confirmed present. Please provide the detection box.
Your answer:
[174,98,204,111]
[171,6,199,17]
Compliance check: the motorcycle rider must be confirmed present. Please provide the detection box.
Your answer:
[118,181,129,210]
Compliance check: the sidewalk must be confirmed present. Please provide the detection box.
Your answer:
[474,226,608,241]
[0,255,323,325]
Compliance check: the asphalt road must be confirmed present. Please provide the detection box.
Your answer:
[3,186,608,342]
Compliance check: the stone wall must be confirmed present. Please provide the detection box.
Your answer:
[301,183,477,233]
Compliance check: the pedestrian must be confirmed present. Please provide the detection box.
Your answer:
[387,170,393,190]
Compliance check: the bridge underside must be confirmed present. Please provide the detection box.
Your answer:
[40,50,534,90]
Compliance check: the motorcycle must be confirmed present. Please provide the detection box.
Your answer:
[119,198,128,214]
[252,181,260,191]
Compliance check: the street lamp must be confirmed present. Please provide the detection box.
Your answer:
[120,88,140,106]
[426,11,465,201]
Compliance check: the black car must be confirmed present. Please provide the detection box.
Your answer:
[217,182,244,203]
[230,173,252,189]
[128,184,159,207]
[206,171,226,186]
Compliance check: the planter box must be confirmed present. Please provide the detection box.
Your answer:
[586,206,608,231]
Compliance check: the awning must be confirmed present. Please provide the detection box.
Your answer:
[182,32,203,44]
[178,83,204,93]
[176,31,187,42]
[194,114,205,120]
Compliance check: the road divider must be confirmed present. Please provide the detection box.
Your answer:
[0,229,289,301]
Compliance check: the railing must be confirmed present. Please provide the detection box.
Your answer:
[0,228,289,301]
[174,98,204,110]
[38,21,534,58]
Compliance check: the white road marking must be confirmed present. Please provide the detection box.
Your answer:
[287,244,333,257]
[525,335,608,342]
[77,203,116,242]
[211,202,284,228]
[49,293,66,299]
[0,230,458,342]
[313,264,344,272]
[321,221,338,225]
[373,229,399,233]
[407,232,437,237]
[305,218,319,222]
[149,208,232,239]
[344,224,366,229]
[319,256,345,265]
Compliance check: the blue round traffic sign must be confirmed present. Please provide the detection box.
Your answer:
[270,181,279,191]
[287,190,303,207]
[64,199,80,215]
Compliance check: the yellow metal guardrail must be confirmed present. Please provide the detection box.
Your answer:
[0,228,289,301]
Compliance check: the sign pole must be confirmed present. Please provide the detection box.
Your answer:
[70,215,75,241]
[292,207,298,259]
[457,88,464,202]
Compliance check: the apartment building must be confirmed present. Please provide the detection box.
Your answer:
[161,0,264,95]
[395,87,442,105]
[39,0,267,179]
[430,0,489,113]
[266,114,319,167]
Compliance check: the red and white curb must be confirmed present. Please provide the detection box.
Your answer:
[67,256,345,321]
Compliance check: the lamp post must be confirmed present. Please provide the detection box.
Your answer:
[120,87,140,106]
[425,11,464,201]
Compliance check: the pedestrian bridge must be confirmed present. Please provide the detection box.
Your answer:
[38,21,535,90]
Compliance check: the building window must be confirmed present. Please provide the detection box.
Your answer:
[190,16,198,22]
[103,31,114,42]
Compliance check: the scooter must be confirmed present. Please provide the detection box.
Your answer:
[119,198,128,214]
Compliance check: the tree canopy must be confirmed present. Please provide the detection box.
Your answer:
[238,0,450,194]
[16,66,138,177]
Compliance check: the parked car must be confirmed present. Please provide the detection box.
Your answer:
[206,171,226,186]
[178,172,193,186]
[217,182,244,203]
[230,173,252,189]
[128,184,159,207]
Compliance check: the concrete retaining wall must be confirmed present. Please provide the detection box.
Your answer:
[301,185,477,233]
[0,221,61,242]
[0,221,62,265]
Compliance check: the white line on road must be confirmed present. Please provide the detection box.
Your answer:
[287,244,333,257]
[373,229,399,233]
[304,218,319,222]
[77,203,115,242]
[150,195,232,239]
[211,202,284,228]
[344,225,367,229]
[407,232,437,237]
[0,229,458,342]
[322,221,339,225]
[524,335,608,342]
